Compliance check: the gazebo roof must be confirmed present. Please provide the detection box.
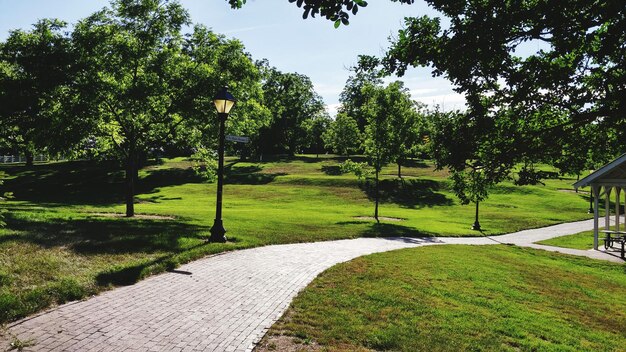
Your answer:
[574,153,626,189]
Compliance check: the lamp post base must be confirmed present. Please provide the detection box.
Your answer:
[209,219,227,243]
[471,221,481,231]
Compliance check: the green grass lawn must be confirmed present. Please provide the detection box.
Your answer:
[257,245,626,352]
[537,224,626,250]
[537,230,596,250]
[0,155,592,323]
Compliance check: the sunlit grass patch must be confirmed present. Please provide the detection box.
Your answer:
[258,245,626,352]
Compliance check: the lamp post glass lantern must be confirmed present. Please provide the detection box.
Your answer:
[209,86,236,243]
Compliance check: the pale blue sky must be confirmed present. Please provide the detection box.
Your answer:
[0,0,467,114]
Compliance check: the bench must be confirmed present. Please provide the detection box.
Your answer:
[601,230,626,259]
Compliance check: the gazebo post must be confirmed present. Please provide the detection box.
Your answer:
[593,184,600,250]
[605,187,612,230]
[616,188,622,232]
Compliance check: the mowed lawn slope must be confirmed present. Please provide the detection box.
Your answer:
[0,155,590,322]
[257,245,626,352]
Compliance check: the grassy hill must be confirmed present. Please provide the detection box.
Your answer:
[256,245,626,352]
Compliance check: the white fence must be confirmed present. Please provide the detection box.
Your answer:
[0,155,51,164]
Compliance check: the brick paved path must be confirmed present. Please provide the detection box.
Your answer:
[1,218,622,352]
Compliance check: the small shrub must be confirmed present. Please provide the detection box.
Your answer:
[339,159,372,180]
[190,148,218,182]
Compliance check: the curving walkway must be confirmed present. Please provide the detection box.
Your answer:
[1,218,623,352]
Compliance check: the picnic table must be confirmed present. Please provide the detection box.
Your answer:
[601,230,626,259]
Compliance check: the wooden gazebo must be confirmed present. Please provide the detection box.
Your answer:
[574,153,626,250]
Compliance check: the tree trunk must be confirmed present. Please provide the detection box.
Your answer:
[125,151,136,217]
[25,150,34,167]
[397,162,402,178]
[374,169,380,223]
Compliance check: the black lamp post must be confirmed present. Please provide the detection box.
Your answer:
[209,86,236,243]
[472,200,481,231]
[471,165,483,231]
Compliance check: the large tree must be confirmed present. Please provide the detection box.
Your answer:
[362,83,395,222]
[178,26,270,161]
[72,0,191,217]
[257,63,326,155]
[384,81,424,178]
[302,112,332,158]
[0,19,77,166]
[338,55,383,133]
[323,112,361,156]
[231,0,625,180]
[384,0,625,180]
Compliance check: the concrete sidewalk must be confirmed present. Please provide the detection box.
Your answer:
[1,219,623,352]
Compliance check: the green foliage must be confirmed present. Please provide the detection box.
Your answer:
[450,167,490,205]
[339,159,371,180]
[301,113,332,156]
[381,81,425,176]
[190,148,218,182]
[322,113,361,156]
[338,55,383,133]
[0,19,79,163]
[227,0,404,26]
[257,62,327,155]
[72,0,192,216]
[180,26,270,155]
[384,0,626,181]
[362,83,396,172]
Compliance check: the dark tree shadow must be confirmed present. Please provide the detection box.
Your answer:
[1,211,208,255]
[94,241,209,286]
[360,178,453,209]
[401,159,430,169]
[138,167,204,194]
[321,165,343,175]
[335,221,436,238]
[224,164,286,185]
[252,154,369,164]
[2,160,125,205]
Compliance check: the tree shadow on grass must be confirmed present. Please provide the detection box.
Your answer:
[138,167,204,194]
[93,240,210,286]
[335,221,435,238]
[3,160,205,206]
[2,160,125,205]
[224,164,286,185]
[1,211,208,255]
[1,159,287,208]
[363,222,435,238]
[360,178,454,209]
[401,159,430,169]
